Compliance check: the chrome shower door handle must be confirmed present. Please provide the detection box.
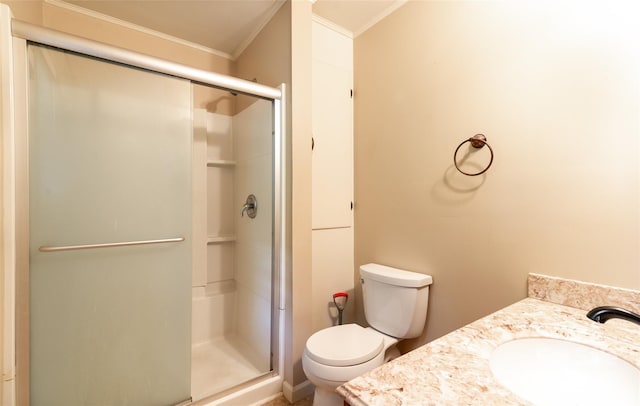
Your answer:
[241,194,258,218]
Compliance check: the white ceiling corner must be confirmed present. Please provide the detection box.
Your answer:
[313,0,406,37]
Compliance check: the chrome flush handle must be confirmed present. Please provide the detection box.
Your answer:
[241,194,258,218]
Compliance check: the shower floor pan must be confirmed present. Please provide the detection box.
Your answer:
[191,335,266,401]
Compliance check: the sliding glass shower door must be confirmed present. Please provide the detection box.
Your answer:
[28,45,192,405]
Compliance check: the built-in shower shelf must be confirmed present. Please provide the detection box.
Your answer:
[207,160,236,167]
[207,235,236,244]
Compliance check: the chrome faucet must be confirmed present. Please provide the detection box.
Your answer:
[586,306,640,326]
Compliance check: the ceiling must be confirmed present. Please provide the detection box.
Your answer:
[61,0,405,59]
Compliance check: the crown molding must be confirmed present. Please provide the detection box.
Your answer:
[312,13,353,39]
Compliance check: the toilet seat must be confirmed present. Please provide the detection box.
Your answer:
[305,324,384,367]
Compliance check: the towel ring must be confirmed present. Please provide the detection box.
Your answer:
[453,134,494,176]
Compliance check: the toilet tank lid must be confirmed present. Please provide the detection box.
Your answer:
[360,263,432,288]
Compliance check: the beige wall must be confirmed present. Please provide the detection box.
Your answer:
[1,1,41,24]
[235,2,291,112]
[0,6,10,403]
[289,0,313,393]
[354,1,640,351]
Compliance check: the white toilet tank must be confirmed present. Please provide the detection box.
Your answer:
[360,263,433,339]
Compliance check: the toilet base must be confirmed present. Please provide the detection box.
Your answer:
[312,386,345,406]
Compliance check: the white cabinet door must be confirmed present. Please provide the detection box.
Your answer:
[312,23,353,229]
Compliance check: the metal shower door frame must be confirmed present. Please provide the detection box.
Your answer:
[1,11,286,405]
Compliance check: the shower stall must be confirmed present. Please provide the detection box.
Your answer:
[190,88,278,401]
[2,10,284,406]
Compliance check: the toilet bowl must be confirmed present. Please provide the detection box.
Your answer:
[302,263,433,406]
[303,324,399,405]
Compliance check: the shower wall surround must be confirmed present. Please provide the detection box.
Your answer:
[192,109,235,345]
[191,100,274,400]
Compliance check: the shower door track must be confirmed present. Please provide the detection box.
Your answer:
[11,20,282,100]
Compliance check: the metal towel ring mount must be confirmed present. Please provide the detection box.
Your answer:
[453,134,494,176]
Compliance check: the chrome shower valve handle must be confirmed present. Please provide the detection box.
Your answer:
[241,194,258,218]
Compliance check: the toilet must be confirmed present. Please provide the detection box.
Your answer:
[302,263,433,406]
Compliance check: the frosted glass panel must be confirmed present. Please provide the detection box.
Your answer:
[28,45,192,405]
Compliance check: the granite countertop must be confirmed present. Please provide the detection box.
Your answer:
[337,274,640,406]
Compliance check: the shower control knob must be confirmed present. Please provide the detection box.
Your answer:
[241,194,258,219]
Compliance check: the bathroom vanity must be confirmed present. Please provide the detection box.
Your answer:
[337,274,640,405]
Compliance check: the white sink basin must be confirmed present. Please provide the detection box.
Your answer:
[489,337,640,406]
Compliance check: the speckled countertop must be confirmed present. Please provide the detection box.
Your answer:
[337,274,640,406]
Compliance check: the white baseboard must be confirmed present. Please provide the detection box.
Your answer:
[282,379,314,403]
